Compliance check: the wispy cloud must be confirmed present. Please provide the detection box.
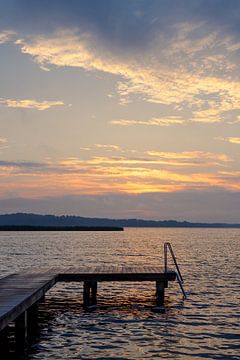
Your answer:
[0,160,49,170]
[1,163,239,197]
[79,147,91,151]
[146,151,231,163]
[0,98,64,110]
[0,138,8,145]
[94,144,121,151]
[0,138,8,150]
[110,116,186,126]
[73,153,230,168]
[0,148,238,199]
[217,137,240,145]
[13,23,240,124]
[227,137,240,145]
[54,146,233,168]
[227,115,240,125]
[191,108,222,123]
[0,30,15,44]
[15,31,125,74]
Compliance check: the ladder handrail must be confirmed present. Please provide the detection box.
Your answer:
[176,273,187,299]
[164,242,184,282]
[164,242,187,299]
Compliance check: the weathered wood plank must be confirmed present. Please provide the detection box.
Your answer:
[0,273,58,332]
[58,271,176,282]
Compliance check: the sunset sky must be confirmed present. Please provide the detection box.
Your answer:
[0,0,239,222]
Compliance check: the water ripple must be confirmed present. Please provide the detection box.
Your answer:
[0,228,239,359]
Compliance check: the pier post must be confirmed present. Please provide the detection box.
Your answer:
[27,303,39,342]
[83,281,98,307]
[15,311,28,352]
[0,327,9,354]
[39,294,45,303]
[83,281,91,307]
[156,281,165,306]
[91,281,98,305]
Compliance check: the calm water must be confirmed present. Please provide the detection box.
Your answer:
[0,228,239,359]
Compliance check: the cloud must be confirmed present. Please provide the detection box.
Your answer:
[0,98,64,110]
[227,118,240,125]
[1,1,240,48]
[12,22,240,123]
[58,148,232,169]
[79,147,91,151]
[110,116,186,126]
[0,138,8,145]
[146,151,231,163]
[94,144,121,151]
[15,30,130,75]
[0,149,238,200]
[0,30,15,43]
[0,0,160,48]
[0,160,49,170]
[0,1,239,221]
[74,153,231,168]
[191,108,222,123]
[227,137,240,144]
[0,138,8,150]
[217,137,240,145]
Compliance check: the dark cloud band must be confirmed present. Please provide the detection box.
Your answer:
[1,0,240,49]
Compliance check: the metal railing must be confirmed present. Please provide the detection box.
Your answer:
[164,242,187,299]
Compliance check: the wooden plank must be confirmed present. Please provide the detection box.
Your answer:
[0,273,58,332]
[58,271,176,282]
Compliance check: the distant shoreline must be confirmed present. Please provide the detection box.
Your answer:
[0,225,124,231]
[0,213,240,229]
[0,224,240,230]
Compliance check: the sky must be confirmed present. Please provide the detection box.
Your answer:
[0,0,239,222]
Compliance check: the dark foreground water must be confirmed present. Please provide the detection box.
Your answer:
[0,228,239,359]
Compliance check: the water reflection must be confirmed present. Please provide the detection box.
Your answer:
[0,228,239,359]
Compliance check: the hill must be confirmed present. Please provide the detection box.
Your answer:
[0,213,239,228]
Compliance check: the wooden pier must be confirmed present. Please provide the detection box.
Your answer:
[58,266,177,307]
[0,266,176,351]
[0,243,186,353]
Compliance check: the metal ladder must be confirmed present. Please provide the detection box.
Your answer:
[164,242,187,299]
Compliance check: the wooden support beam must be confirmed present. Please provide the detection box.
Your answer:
[39,295,45,303]
[83,281,98,307]
[0,327,9,354]
[83,282,91,307]
[27,303,39,342]
[91,281,98,305]
[156,281,165,306]
[15,311,28,353]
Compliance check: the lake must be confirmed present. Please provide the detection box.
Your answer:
[0,228,239,359]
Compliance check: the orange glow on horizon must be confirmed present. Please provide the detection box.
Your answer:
[1,153,239,199]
